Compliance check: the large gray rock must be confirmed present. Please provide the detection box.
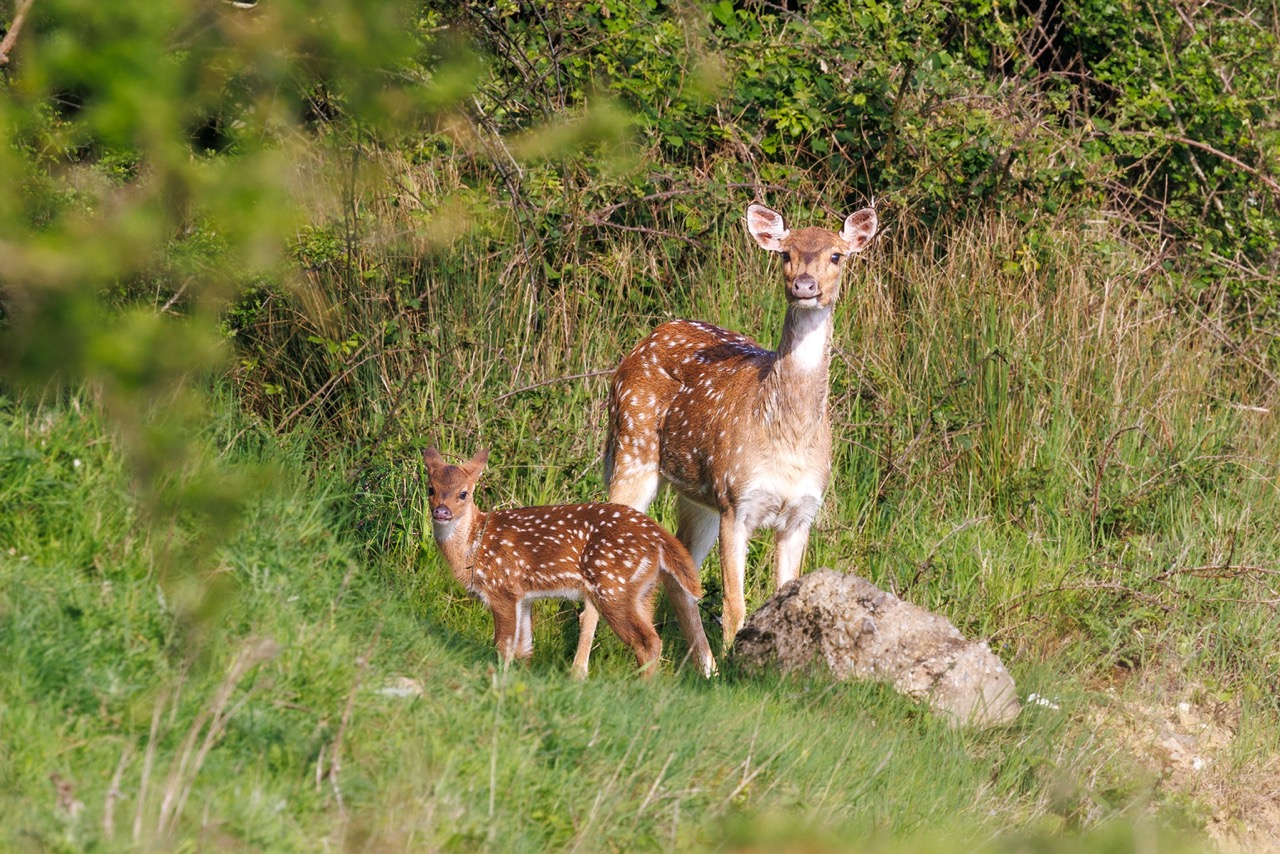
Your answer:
[732,568,1021,727]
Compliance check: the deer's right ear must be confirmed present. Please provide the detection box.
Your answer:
[745,204,790,252]
[423,446,444,470]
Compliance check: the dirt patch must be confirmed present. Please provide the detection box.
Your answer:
[1090,685,1280,851]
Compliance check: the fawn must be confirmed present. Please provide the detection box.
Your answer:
[581,203,878,661]
[422,446,712,678]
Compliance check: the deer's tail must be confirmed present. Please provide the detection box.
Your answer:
[657,531,702,600]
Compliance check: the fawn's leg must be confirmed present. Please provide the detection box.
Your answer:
[718,509,750,648]
[489,598,519,666]
[659,573,715,677]
[515,597,535,660]
[571,602,599,680]
[601,598,663,678]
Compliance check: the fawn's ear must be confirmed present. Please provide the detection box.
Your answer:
[423,446,444,471]
[745,204,790,252]
[840,207,878,254]
[464,448,490,478]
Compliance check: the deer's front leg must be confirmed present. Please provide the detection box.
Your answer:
[515,597,535,660]
[489,598,519,665]
[718,510,750,648]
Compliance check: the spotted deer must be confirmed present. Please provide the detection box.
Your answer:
[422,446,713,678]
[579,203,878,662]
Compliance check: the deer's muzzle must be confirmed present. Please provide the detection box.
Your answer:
[789,274,818,300]
[432,506,454,522]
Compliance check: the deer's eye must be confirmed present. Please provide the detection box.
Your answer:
[830,253,844,265]
[459,490,468,500]
[427,486,434,497]
[781,251,791,263]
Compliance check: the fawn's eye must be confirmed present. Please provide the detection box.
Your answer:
[427,486,434,496]
[459,490,468,500]
[780,251,791,263]
[830,253,844,265]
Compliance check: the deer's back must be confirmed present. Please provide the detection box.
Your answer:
[609,319,788,502]
[477,503,671,596]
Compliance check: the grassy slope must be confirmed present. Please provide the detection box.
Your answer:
[0,391,1217,853]
[0,395,1040,851]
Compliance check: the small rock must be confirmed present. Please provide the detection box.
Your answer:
[732,568,1021,727]
[376,677,425,698]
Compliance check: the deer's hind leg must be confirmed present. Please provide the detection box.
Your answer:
[675,496,720,567]
[666,496,718,676]
[596,588,662,678]
[575,441,663,679]
[718,509,751,648]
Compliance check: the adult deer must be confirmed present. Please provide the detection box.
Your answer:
[579,203,878,662]
[423,446,711,678]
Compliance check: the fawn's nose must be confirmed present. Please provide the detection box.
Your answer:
[432,505,453,522]
[789,274,818,300]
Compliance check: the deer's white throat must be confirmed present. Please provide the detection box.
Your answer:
[782,305,832,373]
[432,515,465,544]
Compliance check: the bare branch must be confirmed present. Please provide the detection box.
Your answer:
[0,0,34,67]
[1125,129,1280,198]
[495,368,613,401]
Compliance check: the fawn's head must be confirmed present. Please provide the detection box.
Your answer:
[423,446,488,533]
[745,204,878,309]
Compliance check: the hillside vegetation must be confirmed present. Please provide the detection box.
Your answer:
[2,0,1279,850]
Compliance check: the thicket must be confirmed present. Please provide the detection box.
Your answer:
[5,0,1278,435]
[197,0,1280,446]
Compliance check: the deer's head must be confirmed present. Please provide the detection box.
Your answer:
[745,204,878,310]
[423,446,488,535]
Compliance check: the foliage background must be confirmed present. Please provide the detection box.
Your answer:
[2,0,1279,849]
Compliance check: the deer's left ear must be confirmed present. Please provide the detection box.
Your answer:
[745,204,790,252]
[840,208,878,254]
[466,448,490,476]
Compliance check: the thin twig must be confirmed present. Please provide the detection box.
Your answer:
[907,516,991,590]
[133,688,167,843]
[103,742,134,842]
[327,624,382,819]
[581,216,701,246]
[1090,425,1143,526]
[275,345,410,432]
[159,638,279,836]
[0,0,35,66]
[494,368,613,401]
[1123,129,1280,198]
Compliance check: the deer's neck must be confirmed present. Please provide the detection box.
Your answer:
[432,507,490,589]
[762,305,833,424]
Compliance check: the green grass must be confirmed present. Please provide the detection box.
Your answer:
[0,391,1222,852]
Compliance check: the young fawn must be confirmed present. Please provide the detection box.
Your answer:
[581,203,878,663]
[422,446,711,678]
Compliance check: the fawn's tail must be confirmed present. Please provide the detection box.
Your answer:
[657,531,702,599]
